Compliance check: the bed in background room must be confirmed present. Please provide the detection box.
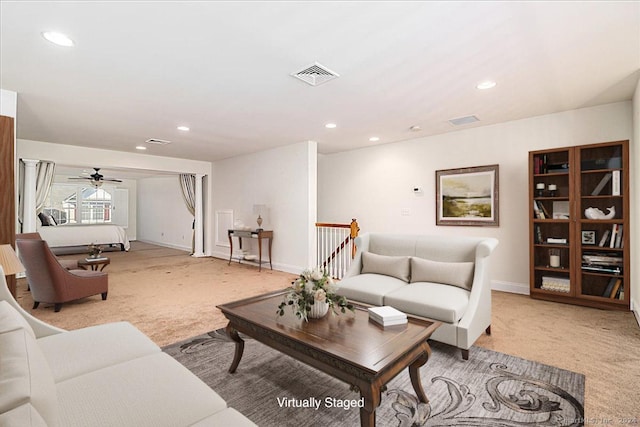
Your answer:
[37,223,131,253]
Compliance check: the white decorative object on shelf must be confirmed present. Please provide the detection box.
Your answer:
[584,206,615,220]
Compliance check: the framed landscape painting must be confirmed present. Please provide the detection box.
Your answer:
[436,164,499,226]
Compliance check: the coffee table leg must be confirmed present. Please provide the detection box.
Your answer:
[409,342,432,404]
[225,323,245,374]
[358,384,381,427]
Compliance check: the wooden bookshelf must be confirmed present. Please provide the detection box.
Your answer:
[529,141,629,310]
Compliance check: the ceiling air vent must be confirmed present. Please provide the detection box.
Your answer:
[145,138,172,145]
[448,115,480,126]
[291,62,339,86]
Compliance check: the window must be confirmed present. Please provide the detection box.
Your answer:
[43,184,114,225]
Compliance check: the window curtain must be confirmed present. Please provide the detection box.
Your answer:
[179,174,196,254]
[18,160,56,229]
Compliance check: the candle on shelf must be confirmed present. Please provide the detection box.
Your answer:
[536,183,545,197]
[548,184,557,197]
[549,249,561,268]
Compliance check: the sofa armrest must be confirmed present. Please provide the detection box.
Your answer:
[456,238,498,348]
[343,234,370,278]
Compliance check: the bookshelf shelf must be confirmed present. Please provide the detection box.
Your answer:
[529,140,629,310]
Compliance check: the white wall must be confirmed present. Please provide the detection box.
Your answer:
[319,101,633,294]
[1,89,18,234]
[137,176,192,251]
[631,81,640,322]
[211,141,317,273]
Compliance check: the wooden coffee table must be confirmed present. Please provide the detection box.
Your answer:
[78,257,110,271]
[218,290,441,427]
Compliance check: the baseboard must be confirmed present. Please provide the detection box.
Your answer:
[137,239,191,253]
[491,280,530,295]
[631,297,640,327]
[211,250,303,275]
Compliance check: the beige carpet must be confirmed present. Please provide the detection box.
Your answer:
[16,241,640,422]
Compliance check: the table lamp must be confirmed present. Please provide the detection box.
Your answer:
[0,244,25,296]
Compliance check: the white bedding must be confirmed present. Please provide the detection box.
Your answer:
[38,225,131,251]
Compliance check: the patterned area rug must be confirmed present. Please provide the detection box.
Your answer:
[163,330,584,427]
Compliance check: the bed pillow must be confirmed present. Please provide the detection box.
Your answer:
[38,212,50,226]
[47,215,57,226]
[361,252,410,282]
[410,257,475,290]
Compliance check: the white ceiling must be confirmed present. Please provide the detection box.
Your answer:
[1,2,639,162]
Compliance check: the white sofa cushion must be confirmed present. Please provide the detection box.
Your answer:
[0,329,59,427]
[56,352,228,427]
[361,252,410,282]
[0,300,35,338]
[37,321,160,382]
[410,257,475,290]
[0,403,48,427]
[384,282,470,323]
[336,273,407,306]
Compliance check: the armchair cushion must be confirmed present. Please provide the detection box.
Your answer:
[384,282,470,323]
[410,257,475,290]
[0,301,36,338]
[361,251,410,282]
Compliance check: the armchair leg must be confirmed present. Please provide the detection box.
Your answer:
[54,303,62,312]
[486,325,492,335]
[32,301,39,309]
[101,292,108,300]
[461,349,469,360]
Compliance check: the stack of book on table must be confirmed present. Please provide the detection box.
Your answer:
[368,306,407,327]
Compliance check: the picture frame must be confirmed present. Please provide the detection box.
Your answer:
[436,164,499,226]
[581,230,596,245]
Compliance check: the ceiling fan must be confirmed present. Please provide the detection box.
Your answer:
[68,168,122,187]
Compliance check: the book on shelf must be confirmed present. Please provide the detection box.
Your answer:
[611,170,621,196]
[598,229,610,247]
[541,276,570,293]
[609,279,622,299]
[581,264,622,274]
[547,237,567,244]
[533,200,542,219]
[614,225,623,248]
[618,286,624,300]
[609,224,622,249]
[534,225,543,244]
[591,173,612,196]
[368,306,407,326]
[582,253,622,266]
[538,201,550,219]
[602,278,616,297]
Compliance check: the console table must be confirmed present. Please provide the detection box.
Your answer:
[227,229,273,271]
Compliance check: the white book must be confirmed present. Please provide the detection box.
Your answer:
[368,306,407,322]
[609,224,618,249]
[369,315,408,327]
[611,170,620,196]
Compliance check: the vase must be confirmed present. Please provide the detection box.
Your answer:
[307,300,329,319]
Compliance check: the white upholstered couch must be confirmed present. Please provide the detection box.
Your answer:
[336,233,498,360]
[0,267,254,427]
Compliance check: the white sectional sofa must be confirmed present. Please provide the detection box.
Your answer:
[336,233,498,360]
[0,266,255,427]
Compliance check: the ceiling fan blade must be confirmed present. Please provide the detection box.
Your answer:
[103,178,123,182]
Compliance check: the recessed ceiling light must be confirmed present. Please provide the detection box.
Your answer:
[476,80,497,90]
[325,123,337,129]
[135,146,147,150]
[369,137,380,142]
[41,31,74,47]
[177,126,190,131]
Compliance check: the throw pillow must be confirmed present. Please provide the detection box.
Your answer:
[38,212,50,226]
[361,251,410,282]
[410,257,475,290]
[47,215,57,226]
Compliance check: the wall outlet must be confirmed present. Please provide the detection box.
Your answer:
[401,208,410,216]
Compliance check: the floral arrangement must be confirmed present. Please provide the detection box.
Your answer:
[87,243,103,258]
[277,267,354,321]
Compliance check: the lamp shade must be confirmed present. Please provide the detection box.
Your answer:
[0,244,25,276]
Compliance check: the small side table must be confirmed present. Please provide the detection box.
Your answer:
[228,229,273,271]
[78,257,110,272]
